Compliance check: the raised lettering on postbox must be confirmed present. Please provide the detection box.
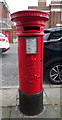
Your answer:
[25,57,40,84]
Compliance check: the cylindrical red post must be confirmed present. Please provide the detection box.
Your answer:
[11,10,49,116]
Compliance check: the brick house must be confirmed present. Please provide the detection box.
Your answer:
[28,0,62,28]
[0,0,17,43]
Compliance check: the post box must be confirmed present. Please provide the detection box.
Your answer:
[11,10,49,116]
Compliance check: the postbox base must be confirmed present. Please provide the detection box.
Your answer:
[19,90,43,116]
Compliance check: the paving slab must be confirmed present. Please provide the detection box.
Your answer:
[2,88,18,106]
[2,107,11,118]
[0,107,2,119]
[1,86,61,119]
[10,106,20,118]
[2,105,61,120]
[44,87,60,105]
[60,105,62,119]
[43,84,61,88]
[10,105,60,118]
[1,86,60,107]
[0,90,2,107]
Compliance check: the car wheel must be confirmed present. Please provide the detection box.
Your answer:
[46,62,62,84]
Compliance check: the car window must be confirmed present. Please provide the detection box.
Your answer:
[48,31,62,41]
[44,33,50,41]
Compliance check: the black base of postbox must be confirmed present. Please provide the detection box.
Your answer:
[19,90,43,116]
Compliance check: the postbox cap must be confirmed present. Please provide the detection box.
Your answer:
[11,10,49,22]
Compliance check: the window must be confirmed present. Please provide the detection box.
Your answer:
[48,31,62,41]
[44,33,50,41]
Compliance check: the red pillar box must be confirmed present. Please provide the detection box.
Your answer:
[11,10,49,116]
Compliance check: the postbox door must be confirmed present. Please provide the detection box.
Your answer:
[18,36,44,94]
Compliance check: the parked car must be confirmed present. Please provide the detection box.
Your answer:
[0,33,10,53]
[44,27,62,84]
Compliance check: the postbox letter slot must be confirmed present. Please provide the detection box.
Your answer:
[24,26,40,31]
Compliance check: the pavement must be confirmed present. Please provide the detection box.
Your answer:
[0,84,62,119]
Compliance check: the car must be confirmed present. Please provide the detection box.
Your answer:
[44,27,62,84]
[0,33,10,53]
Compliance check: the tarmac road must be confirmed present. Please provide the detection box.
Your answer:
[1,43,51,87]
[2,43,19,87]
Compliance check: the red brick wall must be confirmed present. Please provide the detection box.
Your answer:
[38,0,46,6]
[0,2,10,19]
[0,2,13,42]
[51,0,62,4]
[50,11,61,27]
[12,26,17,40]
[0,3,2,19]
[28,0,61,28]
